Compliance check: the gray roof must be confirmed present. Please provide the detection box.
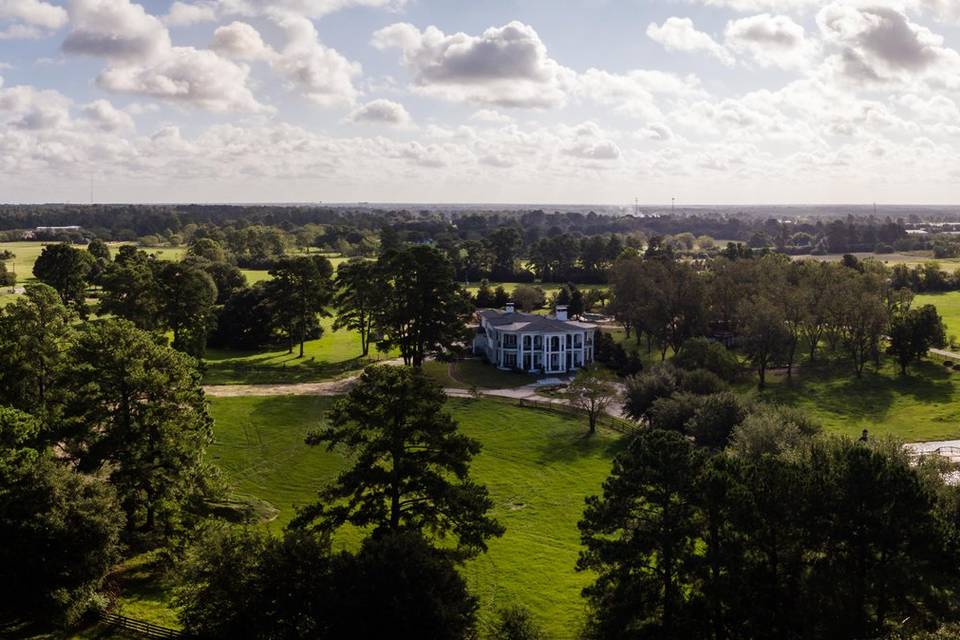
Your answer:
[477,309,596,333]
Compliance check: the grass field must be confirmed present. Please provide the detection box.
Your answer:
[109,396,622,638]
[745,356,960,442]
[422,359,538,389]
[203,317,398,385]
[916,291,960,340]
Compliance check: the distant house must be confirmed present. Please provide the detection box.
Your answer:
[23,226,82,240]
[473,303,597,374]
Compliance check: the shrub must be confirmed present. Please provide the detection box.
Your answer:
[648,392,704,433]
[623,363,680,421]
[727,404,821,458]
[679,368,728,395]
[490,606,548,640]
[686,392,749,449]
[673,337,739,382]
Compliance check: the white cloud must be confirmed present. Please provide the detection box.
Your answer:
[372,20,574,108]
[0,0,67,39]
[163,0,216,26]
[63,0,171,62]
[96,47,269,113]
[346,98,411,125]
[647,17,734,65]
[270,12,361,106]
[816,3,957,85]
[61,0,270,113]
[80,98,134,131]
[211,21,273,60]
[725,13,817,69]
[212,0,408,19]
[470,109,512,124]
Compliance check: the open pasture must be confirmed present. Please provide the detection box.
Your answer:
[198,395,623,638]
[203,316,398,385]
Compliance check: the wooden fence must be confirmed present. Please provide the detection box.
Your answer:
[100,613,185,639]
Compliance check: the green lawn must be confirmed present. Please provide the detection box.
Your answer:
[199,395,622,637]
[423,359,538,389]
[748,357,960,442]
[203,317,397,385]
[916,291,960,341]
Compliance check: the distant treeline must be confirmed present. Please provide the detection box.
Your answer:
[0,205,922,284]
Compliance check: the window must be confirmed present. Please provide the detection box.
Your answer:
[503,334,517,348]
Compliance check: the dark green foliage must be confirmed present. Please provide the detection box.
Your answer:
[32,243,94,313]
[647,392,704,433]
[0,408,123,625]
[293,365,503,557]
[512,284,546,312]
[672,337,739,382]
[727,404,821,458]
[622,363,680,421]
[336,531,479,640]
[157,262,218,358]
[677,368,728,395]
[187,238,228,263]
[332,260,378,357]
[178,528,478,640]
[65,319,215,538]
[209,283,276,350]
[87,238,111,262]
[177,528,336,639]
[685,392,749,449]
[374,246,472,367]
[738,296,791,389]
[474,279,495,308]
[98,247,162,330]
[888,304,947,374]
[0,259,15,286]
[0,284,75,420]
[578,429,705,639]
[199,260,247,304]
[266,255,334,358]
[579,433,960,640]
[490,606,548,640]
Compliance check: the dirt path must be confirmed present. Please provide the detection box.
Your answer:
[203,377,360,397]
[931,348,960,361]
[205,375,626,418]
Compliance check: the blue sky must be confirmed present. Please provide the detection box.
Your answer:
[1,0,959,204]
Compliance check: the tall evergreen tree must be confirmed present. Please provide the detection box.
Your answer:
[332,260,378,358]
[266,255,333,358]
[65,319,215,536]
[373,246,472,367]
[293,365,503,557]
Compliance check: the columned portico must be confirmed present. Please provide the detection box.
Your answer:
[474,304,597,375]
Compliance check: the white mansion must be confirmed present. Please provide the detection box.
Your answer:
[473,304,597,374]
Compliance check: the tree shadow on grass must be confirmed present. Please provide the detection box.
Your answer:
[203,356,371,385]
[762,358,956,427]
[535,418,629,465]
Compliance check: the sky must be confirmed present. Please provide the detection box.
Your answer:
[1,0,960,205]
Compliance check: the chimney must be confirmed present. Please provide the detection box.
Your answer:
[556,305,568,321]
[505,302,516,314]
